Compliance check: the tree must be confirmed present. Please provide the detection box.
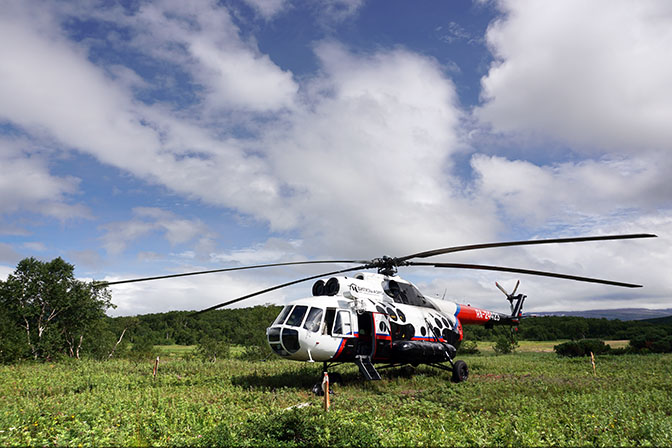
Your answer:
[0,257,113,361]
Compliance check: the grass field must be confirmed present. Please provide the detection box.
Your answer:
[1,343,671,446]
[476,339,630,353]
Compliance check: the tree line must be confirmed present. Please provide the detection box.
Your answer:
[463,314,672,342]
[1,257,671,363]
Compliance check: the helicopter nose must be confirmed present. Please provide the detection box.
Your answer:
[267,326,301,355]
[281,328,301,353]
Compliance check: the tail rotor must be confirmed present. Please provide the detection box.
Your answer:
[495,280,525,319]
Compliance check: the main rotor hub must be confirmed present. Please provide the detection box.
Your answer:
[372,256,404,276]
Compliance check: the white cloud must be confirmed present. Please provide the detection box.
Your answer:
[100,207,213,255]
[262,43,499,256]
[104,269,290,315]
[0,264,16,281]
[0,137,91,221]
[471,153,672,227]
[0,6,161,170]
[0,244,21,265]
[23,242,47,252]
[210,238,304,264]
[318,0,365,23]
[477,0,672,153]
[129,0,298,112]
[243,0,287,20]
[0,1,288,225]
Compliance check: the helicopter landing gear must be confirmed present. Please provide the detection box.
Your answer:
[312,363,342,396]
[427,359,469,382]
[451,360,469,383]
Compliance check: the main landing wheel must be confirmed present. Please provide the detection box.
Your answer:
[451,360,469,383]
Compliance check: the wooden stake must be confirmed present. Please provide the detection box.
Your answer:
[153,356,160,379]
[322,372,330,411]
[590,351,596,376]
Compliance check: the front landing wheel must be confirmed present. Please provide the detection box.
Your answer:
[451,360,469,383]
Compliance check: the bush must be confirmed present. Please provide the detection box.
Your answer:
[459,340,480,354]
[203,408,380,447]
[554,339,611,357]
[493,331,519,355]
[195,337,230,362]
[127,336,156,361]
[629,332,672,353]
[238,343,273,361]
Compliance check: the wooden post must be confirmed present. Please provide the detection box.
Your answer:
[322,372,330,411]
[590,352,596,376]
[153,356,160,379]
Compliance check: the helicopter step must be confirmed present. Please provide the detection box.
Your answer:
[355,355,381,381]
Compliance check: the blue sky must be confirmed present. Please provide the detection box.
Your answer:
[1,0,670,316]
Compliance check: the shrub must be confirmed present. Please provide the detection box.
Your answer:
[629,332,672,353]
[459,340,480,355]
[554,339,610,357]
[211,408,380,447]
[493,332,519,355]
[127,336,156,361]
[195,337,230,362]
[238,343,273,361]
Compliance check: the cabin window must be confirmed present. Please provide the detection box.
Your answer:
[273,306,292,325]
[332,310,353,336]
[303,307,323,332]
[391,322,414,341]
[323,308,336,335]
[286,305,308,327]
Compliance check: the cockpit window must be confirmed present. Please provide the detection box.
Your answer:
[285,305,308,327]
[273,306,292,325]
[383,280,436,309]
[303,307,323,332]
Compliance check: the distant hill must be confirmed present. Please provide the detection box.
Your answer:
[530,308,672,321]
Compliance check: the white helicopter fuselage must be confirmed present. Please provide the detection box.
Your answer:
[266,272,515,365]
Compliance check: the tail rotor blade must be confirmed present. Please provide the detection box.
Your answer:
[495,282,509,296]
[511,279,520,296]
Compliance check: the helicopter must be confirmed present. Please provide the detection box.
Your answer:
[97,233,656,388]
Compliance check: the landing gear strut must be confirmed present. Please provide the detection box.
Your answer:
[312,362,342,396]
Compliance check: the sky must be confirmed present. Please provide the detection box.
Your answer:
[1,0,670,316]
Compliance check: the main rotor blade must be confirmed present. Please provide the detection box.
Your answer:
[190,264,370,316]
[94,260,367,287]
[408,262,643,288]
[399,233,656,262]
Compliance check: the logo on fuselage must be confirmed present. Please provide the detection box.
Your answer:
[349,283,383,296]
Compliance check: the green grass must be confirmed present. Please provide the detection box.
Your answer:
[1,348,671,446]
[476,339,629,353]
[156,345,196,357]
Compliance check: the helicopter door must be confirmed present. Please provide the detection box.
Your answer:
[332,310,356,338]
[372,312,392,360]
[357,312,375,357]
